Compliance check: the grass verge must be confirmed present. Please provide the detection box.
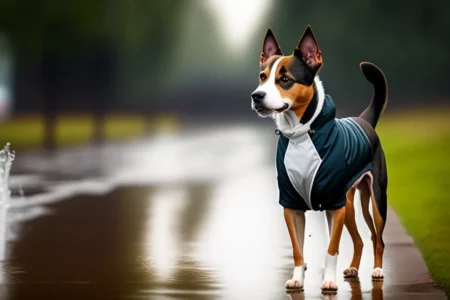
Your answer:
[0,114,180,151]
[378,109,450,294]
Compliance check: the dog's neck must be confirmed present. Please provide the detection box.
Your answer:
[274,76,325,138]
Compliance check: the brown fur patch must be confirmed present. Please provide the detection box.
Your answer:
[360,182,377,252]
[327,205,346,255]
[275,57,314,119]
[284,208,304,266]
[260,53,267,64]
[344,188,364,271]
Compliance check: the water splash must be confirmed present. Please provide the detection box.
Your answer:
[0,142,15,201]
[0,142,14,262]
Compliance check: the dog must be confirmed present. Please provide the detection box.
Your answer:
[251,25,388,294]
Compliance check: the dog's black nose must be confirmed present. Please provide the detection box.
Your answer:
[251,91,266,104]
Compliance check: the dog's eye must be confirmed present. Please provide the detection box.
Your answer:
[259,73,267,81]
[281,75,291,82]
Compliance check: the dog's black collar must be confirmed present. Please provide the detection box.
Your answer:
[299,84,319,125]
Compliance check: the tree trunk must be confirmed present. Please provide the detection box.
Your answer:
[90,41,115,145]
[41,54,59,151]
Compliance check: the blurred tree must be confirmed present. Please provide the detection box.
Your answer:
[0,0,186,144]
[106,0,186,133]
[0,0,109,148]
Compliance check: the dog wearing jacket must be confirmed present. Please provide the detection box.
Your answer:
[251,25,388,293]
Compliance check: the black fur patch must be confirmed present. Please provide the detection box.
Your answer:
[300,85,319,124]
[288,56,315,86]
[276,73,295,90]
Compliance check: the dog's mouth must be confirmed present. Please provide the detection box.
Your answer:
[254,103,289,115]
[255,107,272,115]
[254,103,267,111]
[253,105,272,116]
[275,103,289,113]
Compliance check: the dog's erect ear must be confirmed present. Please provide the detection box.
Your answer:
[294,25,323,73]
[260,28,283,64]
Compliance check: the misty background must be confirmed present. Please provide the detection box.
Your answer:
[0,2,448,298]
[0,0,448,122]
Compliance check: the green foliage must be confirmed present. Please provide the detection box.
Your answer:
[0,0,185,63]
[0,0,108,61]
[267,0,450,97]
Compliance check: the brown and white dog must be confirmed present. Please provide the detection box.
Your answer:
[251,25,388,294]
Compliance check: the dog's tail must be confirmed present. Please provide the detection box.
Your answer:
[359,62,388,129]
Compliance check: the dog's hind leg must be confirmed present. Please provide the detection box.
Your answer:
[351,116,388,280]
[360,174,386,280]
[366,145,388,280]
[284,208,306,291]
[360,181,377,256]
[343,187,364,278]
[360,172,387,280]
[368,175,387,279]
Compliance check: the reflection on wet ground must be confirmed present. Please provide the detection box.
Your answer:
[0,123,447,299]
[10,187,47,198]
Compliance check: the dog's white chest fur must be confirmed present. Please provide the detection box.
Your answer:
[282,132,322,209]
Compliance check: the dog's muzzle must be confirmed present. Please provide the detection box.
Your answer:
[251,91,270,113]
[251,91,266,105]
[251,91,289,114]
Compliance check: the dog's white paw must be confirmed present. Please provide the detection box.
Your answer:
[343,267,359,278]
[321,280,338,293]
[285,266,305,292]
[285,279,303,289]
[322,253,338,293]
[285,279,303,293]
[372,267,384,280]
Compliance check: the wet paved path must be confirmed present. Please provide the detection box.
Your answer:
[1,123,447,299]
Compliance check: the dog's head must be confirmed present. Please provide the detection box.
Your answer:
[251,25,323,118]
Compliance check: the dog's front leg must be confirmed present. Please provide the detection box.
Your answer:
[322,206,346,293]
[284,208,306,291]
